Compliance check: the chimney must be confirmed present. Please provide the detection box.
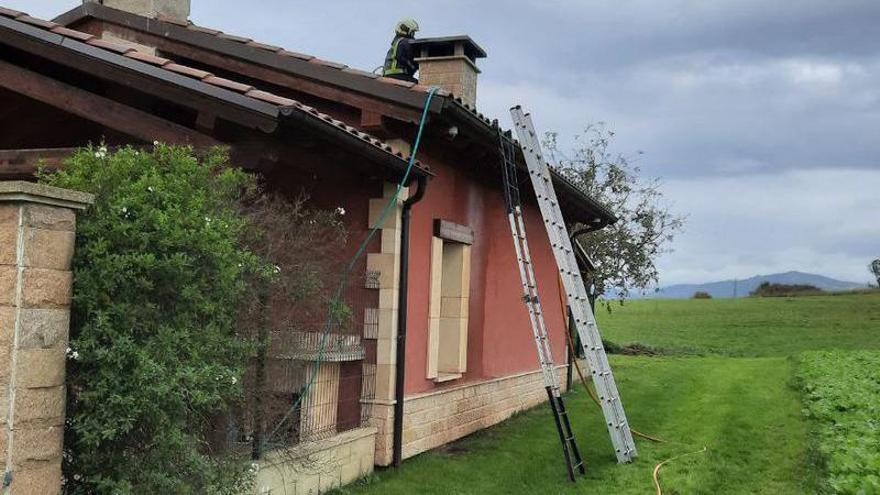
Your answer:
[84,0,191,22]
[411,36,487,108]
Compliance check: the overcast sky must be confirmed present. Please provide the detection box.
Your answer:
[12,1,880,286]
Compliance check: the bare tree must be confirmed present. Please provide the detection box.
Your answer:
[870,258,880,287]
[544,123,685,308]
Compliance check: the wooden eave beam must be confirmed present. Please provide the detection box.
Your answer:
[0,59,219,148]
[0,148,76,178]
[0,16,280,133]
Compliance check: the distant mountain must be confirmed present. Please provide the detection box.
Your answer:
[652,271,866,299]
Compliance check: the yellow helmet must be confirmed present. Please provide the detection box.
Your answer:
[396,18,419,36]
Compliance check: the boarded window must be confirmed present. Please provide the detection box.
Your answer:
[426,221,472,382]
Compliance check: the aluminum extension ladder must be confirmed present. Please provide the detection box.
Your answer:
[496,125,585,482]
[510,106,638,464]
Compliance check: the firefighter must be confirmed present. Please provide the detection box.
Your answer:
[383,18,420,82]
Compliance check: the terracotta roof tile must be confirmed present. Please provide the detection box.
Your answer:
[4,9,429,174]
[123,49,171,66]
[0,6,24,18]
[61,10,486,127]
[217,32,252,44]
[245,89,296,106]
[202,76,254,93]
[187,24,222,36]
[50,26,94,42]
[278,50,315,61]
[16,15,57,29]
[86,38,135,54]
[246,40,283,53]
[377,76,416,88]
[309,58,348,70]
[342,67,380,79]
[163,63,213,79]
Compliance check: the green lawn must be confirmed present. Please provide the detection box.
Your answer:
[598,293,880,356]
[336,294,880,494]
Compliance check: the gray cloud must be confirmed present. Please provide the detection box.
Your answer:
[7,0,880,285]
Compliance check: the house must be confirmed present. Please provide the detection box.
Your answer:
[0,1,616,493]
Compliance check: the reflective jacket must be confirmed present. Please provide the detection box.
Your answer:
[383,35,417,78]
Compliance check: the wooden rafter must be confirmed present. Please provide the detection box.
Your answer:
[0,59,220,148]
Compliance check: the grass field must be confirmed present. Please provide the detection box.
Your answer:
[336,292,880,494]
[597,293,880,356]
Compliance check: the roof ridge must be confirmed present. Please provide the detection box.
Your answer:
[0,5,423,170]
[54,4,501,128]
[165,14,495,122]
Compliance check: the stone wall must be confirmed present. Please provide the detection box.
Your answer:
[401,365,568,459]
[255,427,376,495]
[0,182,92,495]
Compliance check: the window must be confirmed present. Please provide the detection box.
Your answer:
[427,220,473,382]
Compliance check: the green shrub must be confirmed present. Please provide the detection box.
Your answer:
[693,291,712,299]
[41,145,260,494]
[751,281,824,297]
[797,351,880,494]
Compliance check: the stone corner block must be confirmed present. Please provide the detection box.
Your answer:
[21,269,72,309]
[0,221,18,266]
[0,266,16,307]
[10,425,63,467]
[23,229,75,271]
[9,460,62,495]
[18,309,70,350]
[22,205,76,232]
[13,386,65,428]
[14,348,66,388]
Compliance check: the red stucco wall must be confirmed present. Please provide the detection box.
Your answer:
[403,151,568,396]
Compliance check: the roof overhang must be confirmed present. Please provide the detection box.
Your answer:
[52,3,608,224]
[55,3,444,113]
[0,8,429,181]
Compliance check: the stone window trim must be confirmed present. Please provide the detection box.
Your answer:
[426,219,472,383]
[433,219,474,246]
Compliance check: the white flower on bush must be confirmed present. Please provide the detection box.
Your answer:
[94,150,106,159]
[147,186,154,193]
[66,347,80,361]
[153,140,160,147]
[274,265,282,274]
[231,376,238,385]
[335,206,346,216]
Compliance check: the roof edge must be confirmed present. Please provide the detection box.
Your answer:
[54,3,447,113]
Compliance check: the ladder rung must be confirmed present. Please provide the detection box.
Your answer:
[508,107,636,464]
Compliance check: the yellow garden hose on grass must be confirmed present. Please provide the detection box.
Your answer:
[556,275,707,494]
[652,446,708,495]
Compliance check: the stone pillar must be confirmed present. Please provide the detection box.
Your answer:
[363,139,411,466]
[0,182,93,495]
